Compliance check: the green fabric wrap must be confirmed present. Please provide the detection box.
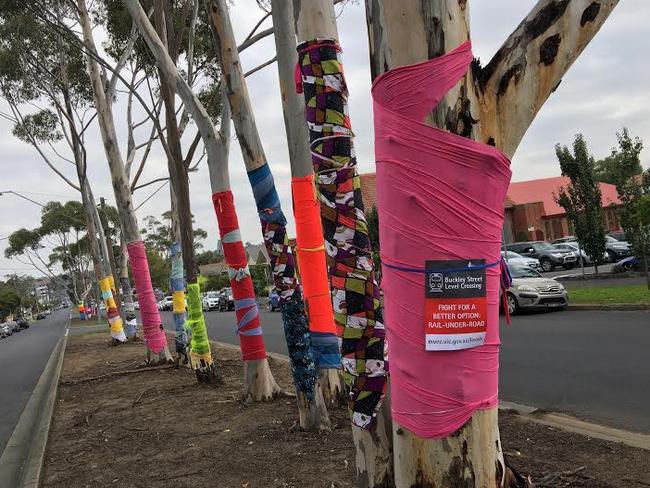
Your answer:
[187,282,211,356]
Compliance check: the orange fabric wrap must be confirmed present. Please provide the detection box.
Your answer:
[292,175,336,334]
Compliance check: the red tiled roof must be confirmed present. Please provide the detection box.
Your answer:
[507,176,621,216]
[359,172,377,211]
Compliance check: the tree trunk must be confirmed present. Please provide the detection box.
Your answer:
[271,0,334,429]
[153,0,216,382]
[124,0,277,386]
[205,0,329,405]
[98,197,121,308]
[365,1,619,486]
[77,0,171,363]
[169,188,190,365]
[119,238,139,340]
[80,179,127,344]
[294,2,391,485]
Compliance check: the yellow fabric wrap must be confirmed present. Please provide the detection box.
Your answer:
[173,291,186,313]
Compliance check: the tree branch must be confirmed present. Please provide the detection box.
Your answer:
[476,0,620,157]
[244,55,277,77]
[237,26,273,52]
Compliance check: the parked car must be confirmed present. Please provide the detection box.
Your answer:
[502,241,576,272]
[502,264,568,314]
[268,288,280,312]
[608,231,627,242]
[218,288,235,311]
[1,323,12,338]
[36,313,46,320]
[551,243,608,265]
[133,301,140,310]
[202,290,222,311]
[551,236,577,245]
[500,250,540,269]
[613,255,650,272]
[16,317,30,329]
[604,235,631,261]
[160,296,173,311]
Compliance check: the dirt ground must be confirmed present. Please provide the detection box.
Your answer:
[41,333,650,488]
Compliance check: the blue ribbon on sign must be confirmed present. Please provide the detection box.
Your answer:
[382,258,503,274]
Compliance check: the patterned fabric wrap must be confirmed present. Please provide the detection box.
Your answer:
[170,242,189,355]
[281,292,319,400]
[119,276,138,337]
[99,277,126,342]
[297,39,388,429]
[212,191,267,361]
[248,164,339,372]
[78,303,85,320]
[126,240,167,354]
[186,282,212,365]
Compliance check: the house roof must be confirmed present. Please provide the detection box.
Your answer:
[359,172,377,211]
[507,176,621,216]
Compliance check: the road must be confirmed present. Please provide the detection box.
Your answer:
[162,308,650,434]
[544,262,614,279]
[0,310,68,454]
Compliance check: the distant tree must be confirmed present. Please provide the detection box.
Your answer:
[607,130,649,272]
[594,129,644,185]
[141,211,207,259]
[0,284,21,321]
[144,249,171,293]
[555,134,607,273]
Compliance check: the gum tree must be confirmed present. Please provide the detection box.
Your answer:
[364,0,619,486]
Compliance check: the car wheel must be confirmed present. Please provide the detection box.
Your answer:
[540,258,553,272]
[506,293,519,315]
[564,263,575,270]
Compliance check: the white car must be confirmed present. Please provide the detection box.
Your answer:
[202,291,221,311]
[501,250,540,269]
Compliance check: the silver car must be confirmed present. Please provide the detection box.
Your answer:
[504,265,568,314]
[501,250,540,269]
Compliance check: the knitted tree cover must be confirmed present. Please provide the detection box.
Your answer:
[297,39,388,429]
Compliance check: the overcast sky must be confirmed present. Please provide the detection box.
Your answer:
[1,1,649,279]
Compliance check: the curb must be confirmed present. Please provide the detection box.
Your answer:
[0,326,69,488]
[567,304,650,311]
[216,340,650,450]
[500,401,650,450]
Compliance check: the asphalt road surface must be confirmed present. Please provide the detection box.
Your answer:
[162,308,650,433]
[0,310,69,454]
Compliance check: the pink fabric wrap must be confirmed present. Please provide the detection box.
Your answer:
[372,41,512,438]
[126,240,167,354]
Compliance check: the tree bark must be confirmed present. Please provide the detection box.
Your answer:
[77,0,171,363]
[294,2,392,485]
[205,0,331,406]
[268,0,332,430]
[153,0,215,381]
[98,197,120,308]
[124,0,278,393]
[365,1,619,486]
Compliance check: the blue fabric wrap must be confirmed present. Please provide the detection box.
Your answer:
[170,241,188,355]
[247,163,287,225]
[311,331,342,369]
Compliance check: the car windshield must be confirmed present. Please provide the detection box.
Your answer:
[207,291,219,298]
[501,251,524,259]
[605,236,618,243]
[508,265,542,279]
[552,244,571,251]
[533,242,553,251]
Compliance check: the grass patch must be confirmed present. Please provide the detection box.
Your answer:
[569,284,650,305]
